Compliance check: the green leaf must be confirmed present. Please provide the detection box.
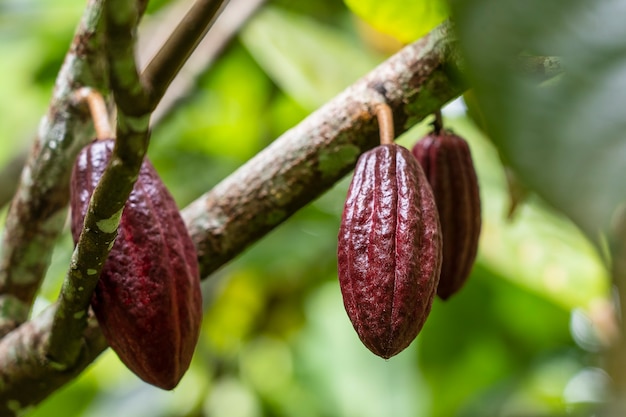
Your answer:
[294,282,430,417]
[241,6,383,109]
[343,0,449,43]
[419,264,574,417]
[449,0,626,242]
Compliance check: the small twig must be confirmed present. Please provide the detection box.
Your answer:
[375,103,395,145]
[142,0,228,108]
[143,0,266,122]
[0,0,261,214]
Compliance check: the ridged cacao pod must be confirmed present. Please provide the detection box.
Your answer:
[70,139,202,390]
[412,130,481,300]
[338,144,442,358]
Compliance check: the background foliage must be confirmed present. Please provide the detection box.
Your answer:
[0,0,616,416]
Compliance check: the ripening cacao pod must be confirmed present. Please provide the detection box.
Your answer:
[412,130,481,300]
[338,144,442,358]
[70,139,202,390]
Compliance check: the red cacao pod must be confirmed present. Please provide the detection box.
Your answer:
[70,139,202,390]
[412,130,481,300]
[338,144,442,358]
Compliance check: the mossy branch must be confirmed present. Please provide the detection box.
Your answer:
[0,0,109,338]
[47,0,234,368]
[46,0,151,369]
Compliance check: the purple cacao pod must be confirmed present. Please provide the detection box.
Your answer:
[412,130,481,300]
[338,144,442,358]
[70,139,202,390]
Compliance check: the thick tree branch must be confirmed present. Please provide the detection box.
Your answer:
[184,20,467,277]
[0,22,467,412]
[0,307,106,416]
[0,0,109,337]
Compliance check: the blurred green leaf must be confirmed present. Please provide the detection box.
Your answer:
[202,270,266,356]
[449,0,626,241]
[419,263,574,417]
[294,282,430,417]
[0,0,81,165]
[343,0,448,43]
[241,6,383,109]
[204,377,261,417]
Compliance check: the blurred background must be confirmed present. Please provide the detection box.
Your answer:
[0,0,615,416]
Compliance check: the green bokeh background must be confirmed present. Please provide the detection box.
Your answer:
[0,0,612,416]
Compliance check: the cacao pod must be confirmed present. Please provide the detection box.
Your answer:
[338,144,442,358]
[70,139,202,390]
[412,130,481,300]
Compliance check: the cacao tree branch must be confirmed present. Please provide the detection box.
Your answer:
[0,1,256,366]
[0,0,109,337]
[48,0,153,368]
[0,21,467,412]
[183,20,467,277]
[0,0,260,403]
[0,306,106,417]
[47,0,233,369]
